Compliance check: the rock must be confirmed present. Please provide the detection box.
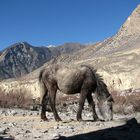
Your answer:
[95,122,102,126]
[33,132,43,139]
[67,125,74,130]
[29,112,33,116]
[22,113,26,116]
[85,113,92,118]
[8,122,16,127]
[2,122,7,125]
[0,127,9,135]
[1,110,7,116]
[62,103,67,107]
[52,133,61,140]
[124,105,135,115]
[32,111,40,116]
[0,128,7,135]
[54,125,59,129]
[44,130,48,133]
[9,110,18,116]
[25,130,31,133]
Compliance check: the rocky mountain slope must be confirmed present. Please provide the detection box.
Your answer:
[50,4,140,91]
[0,42,52,79]
[49,42,85,56]
[0,5,140,98]
[0,42,85,80]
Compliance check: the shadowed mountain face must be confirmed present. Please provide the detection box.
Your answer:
[0,42,52,79]
[0,42,85,80]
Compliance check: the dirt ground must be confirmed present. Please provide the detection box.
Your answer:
[0,107,140,140]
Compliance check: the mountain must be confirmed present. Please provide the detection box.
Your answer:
[0,5,140,99]
[117,4,140,37]
[0,42,52,79]
[97,4,140,56]
[50,5,140,64]
[51,5,140,91]
[49,42,85,56]
[0,42,85,80]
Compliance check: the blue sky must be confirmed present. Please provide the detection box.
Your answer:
[0,0,139,51]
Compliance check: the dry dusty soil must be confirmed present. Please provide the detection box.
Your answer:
[0,106,140,140]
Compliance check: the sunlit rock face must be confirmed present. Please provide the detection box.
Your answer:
[51,5,140,91]
[117,4,140,37]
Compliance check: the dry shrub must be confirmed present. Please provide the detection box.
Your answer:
[56,94,79,105]
[111,89,140,114]
[0,89,38,109]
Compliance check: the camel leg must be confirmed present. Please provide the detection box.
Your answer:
[77,89,88,121]
[87,93,98,121]
[49,86,62,122]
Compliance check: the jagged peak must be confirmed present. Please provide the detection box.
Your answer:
[10,41,32,47]
[3,41,33,52]
[134,4,140,12]
[116,4,140,37]
[19,41,32,46]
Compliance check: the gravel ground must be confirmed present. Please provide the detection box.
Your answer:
[0,105,140,140]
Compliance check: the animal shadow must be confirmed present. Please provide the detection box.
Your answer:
[0,137,14,140]
[57,118,140,140]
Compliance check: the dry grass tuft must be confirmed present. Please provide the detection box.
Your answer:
[111,89,140,114]
[0,88,39,109]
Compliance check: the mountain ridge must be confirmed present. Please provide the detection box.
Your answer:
[0,5,140,98]
[0,42,86,80]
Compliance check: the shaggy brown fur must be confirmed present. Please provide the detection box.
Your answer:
[39,64,113,122]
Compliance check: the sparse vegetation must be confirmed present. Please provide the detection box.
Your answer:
[55,89,140,116]
[111,89,140,114]
[0,84,140,116]
[0,88,39,109]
